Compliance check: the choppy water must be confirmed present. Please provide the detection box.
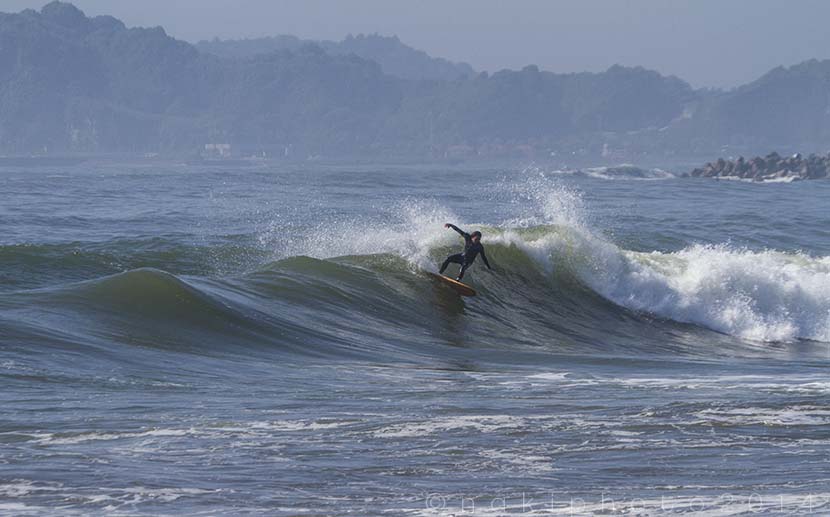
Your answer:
[1,162,829,515]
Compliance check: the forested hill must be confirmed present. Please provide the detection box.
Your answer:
[197,34,476,82]
[0,2,401,155]
[3,2,828,159]
[668,59,830,153]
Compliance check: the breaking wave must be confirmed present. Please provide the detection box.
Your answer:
[2,176,828,369]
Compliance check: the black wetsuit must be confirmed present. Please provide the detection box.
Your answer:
[440,224,492,280]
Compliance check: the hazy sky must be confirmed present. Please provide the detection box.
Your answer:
[7,0,830,89]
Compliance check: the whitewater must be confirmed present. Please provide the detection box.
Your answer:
[1,162,829,515]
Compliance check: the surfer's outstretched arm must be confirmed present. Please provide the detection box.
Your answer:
[444,223,468,237]
[480,248,492,269]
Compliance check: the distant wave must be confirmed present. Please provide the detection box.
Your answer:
[548,165,676,181]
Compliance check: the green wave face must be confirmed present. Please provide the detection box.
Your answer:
[3,222,827,366]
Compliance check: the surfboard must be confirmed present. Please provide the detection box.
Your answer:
[428,272,477,297]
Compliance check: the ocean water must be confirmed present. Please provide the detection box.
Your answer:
[1,162,829,515]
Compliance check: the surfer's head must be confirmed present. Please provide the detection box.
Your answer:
[471,231,482,242]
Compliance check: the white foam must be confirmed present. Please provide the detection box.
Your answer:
[694,406,830,426]
[375,415,525,438]
[490,174,830,342]
[478,448,555,473]
[606,374,830,394]
[248,420,349,432]
[260,169,830,343]
[581,243,830,342]
[715,174,800,184]
[0,480,62,498]
[30,428,190,445]
[525,372,570,381]
[405,492,830,516]
[0,480,219,513]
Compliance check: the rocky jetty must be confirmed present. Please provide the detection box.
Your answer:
[689,152,830,181]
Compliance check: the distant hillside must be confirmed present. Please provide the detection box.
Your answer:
[4,2,829,160]
[669,59,830,154]
[389,65,695,153]
[196,33,475,82]
[0,2,698,157]
[0,2,401,155]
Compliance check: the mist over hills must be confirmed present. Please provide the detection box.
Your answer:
[2,1,829,160]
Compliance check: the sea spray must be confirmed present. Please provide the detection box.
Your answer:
[270,198,460,272]
[493,171,830,342]
[582,245,830,342]
[249,170,830,343]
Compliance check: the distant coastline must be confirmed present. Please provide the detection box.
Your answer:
[2,2,830,161]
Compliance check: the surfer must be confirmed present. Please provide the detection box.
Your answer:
[440,223,492,281]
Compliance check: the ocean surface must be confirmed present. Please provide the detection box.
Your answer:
[1,162,829,515]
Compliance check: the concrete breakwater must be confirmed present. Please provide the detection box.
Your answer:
[689,152,830,181]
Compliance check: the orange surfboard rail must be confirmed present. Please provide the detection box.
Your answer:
[427,272,477,297]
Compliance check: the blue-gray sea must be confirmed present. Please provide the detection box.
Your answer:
[1,162,829,515]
